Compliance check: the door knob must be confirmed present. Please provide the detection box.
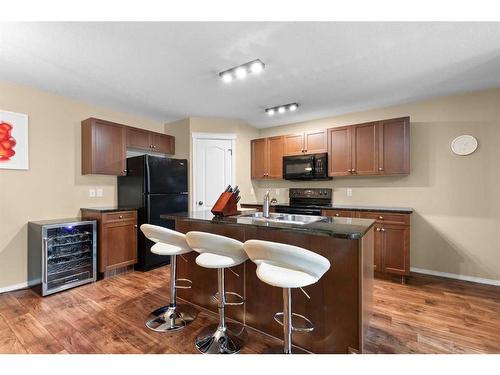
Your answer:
[198,201,203,206]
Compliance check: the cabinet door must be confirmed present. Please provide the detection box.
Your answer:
[152,133,175,154]
[101,220,137,272]
[126,128,152,150]
[86,119,126,175]
[327,126,351,176]
[352,122,379,175]
[304,130,327,154]
[374,226,383,271]
[379,117,410,175]
[284,133,305,156]
[267,136,284,179]
[380,224,409,275]
[251,138,268,179]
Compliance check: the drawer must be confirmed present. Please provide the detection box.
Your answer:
[102,211,137,223]
[322,209,357,218]
[358,212,409,225]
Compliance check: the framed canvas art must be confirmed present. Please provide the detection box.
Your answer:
[0,110,29,170]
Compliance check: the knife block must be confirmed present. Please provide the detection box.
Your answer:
[211,192,238,217]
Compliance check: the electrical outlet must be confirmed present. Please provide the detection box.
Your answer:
[346,188,353,197]
[89,189,96,198]
[96,188,104,197]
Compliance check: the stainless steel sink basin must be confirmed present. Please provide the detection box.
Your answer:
[238,212,325,225]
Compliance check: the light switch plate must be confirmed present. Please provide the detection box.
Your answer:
[346,188,353,197]
[96,188,103,197]
[89,189,96,198]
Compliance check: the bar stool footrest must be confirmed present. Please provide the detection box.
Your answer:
[175,278,192,289]
[273,312,314,332]
[213,291,245,306]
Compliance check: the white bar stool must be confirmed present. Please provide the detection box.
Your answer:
[243,239,331,354]
[140,224,197,332]
[185,231,248,354]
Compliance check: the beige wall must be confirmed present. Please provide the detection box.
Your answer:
[255,88,500,281]
[0,81,165,289]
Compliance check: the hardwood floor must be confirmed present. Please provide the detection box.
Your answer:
[0,267,499,354]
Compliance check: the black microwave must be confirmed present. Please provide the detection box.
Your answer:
[283,153,332,180]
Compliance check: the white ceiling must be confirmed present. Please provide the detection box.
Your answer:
[1,22,500,128]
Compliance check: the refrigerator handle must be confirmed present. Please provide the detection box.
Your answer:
[42,238,48,284]
[146,195,151,223]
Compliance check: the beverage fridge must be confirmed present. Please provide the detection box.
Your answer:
[28,219,97,296]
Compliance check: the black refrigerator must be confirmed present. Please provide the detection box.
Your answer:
[118,155,188,271]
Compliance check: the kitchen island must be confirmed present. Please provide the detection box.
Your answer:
[160,210,375,354]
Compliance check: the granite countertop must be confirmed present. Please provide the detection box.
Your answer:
[161,210,375,240]
[80,206,139,213]
[240,203,413,214]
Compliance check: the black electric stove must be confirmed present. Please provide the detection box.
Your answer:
[274,188,332,216]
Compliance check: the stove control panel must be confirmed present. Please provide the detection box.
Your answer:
[289,188,332,200]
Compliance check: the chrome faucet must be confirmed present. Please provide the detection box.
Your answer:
[263,190,270,218]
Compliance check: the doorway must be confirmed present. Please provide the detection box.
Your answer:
[192,133,236,211]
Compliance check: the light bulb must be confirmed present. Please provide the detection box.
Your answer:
[267,109,275,116]
[221,72,232,83]
[235,67,247,79]
[278,106,286,114]
[250,61,264,74]
[289,104,298,111]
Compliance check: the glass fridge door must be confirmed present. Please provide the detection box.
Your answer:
[43,222,96,295]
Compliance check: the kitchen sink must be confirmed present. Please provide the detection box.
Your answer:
[238,212,325,225]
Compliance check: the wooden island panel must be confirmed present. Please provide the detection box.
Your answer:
[173,219,374,354]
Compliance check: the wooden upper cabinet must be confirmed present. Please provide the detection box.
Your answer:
[126,127,151,150]
[83,118,176,176]
[284,130,327,156]
[251,136,284,179]
[152,133,175,154]
[328,126,351,176]
[82,118,126,176]
[304,129,327,154]
[267,136,284,179]
[327,116,410,177]
[284,133,305,156]
[378,117,410,175]
[251,138,268,179]
[351,122,379,175]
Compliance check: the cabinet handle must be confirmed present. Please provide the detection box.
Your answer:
[378,216,384,220]
[351,169,356,173]
[347,169,352,172]
[150,144,154,148]
[134,225,138,228]
[381,228,386,232]
[335,213,340,217]
[376,228,381,232]
[379,167,384,171]
[122,169,127,174]
[119,215,123,219]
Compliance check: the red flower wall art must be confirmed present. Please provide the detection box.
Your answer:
[0,110,29,170]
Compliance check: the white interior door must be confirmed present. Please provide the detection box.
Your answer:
[194,137,234,211]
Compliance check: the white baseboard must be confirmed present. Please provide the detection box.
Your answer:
[0,279,40,294]
[411,267,500,286]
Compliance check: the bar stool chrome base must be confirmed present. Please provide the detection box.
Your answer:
[195,322,247,354]
[146,304,198,332]
[264,346,310,354]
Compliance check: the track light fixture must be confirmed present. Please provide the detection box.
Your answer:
[265,103,300,116]
[219,59,265,83]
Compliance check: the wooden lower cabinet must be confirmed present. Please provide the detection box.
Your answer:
[322,209,411,281]
[81,209,138,274]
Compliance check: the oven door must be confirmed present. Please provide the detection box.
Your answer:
[283,155,315,180]
[275,206,322,216]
